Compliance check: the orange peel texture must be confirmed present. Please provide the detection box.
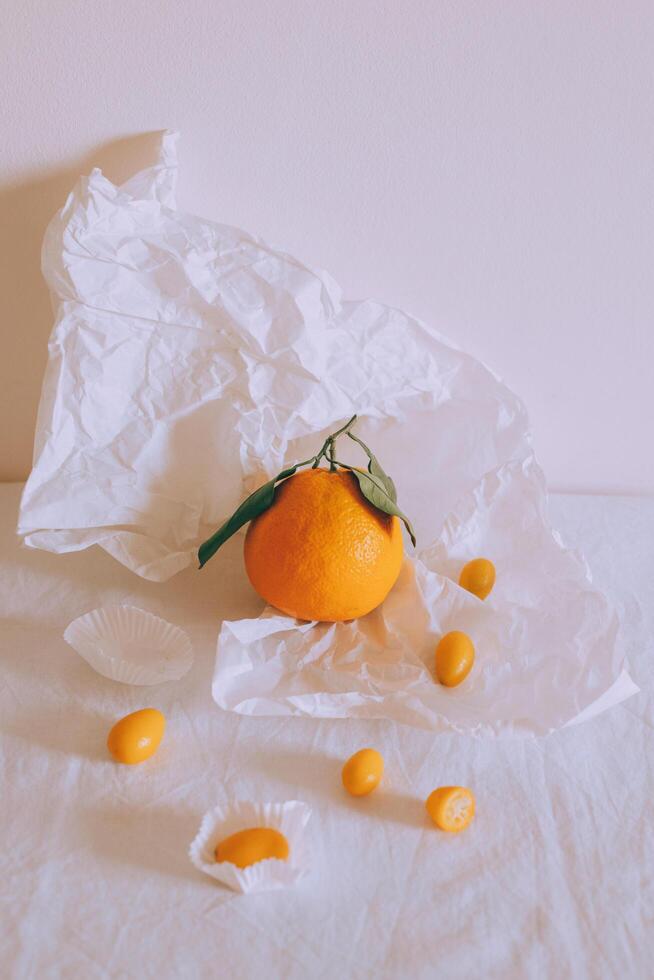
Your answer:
[244,468,403,622]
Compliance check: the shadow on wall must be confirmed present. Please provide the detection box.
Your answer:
[0,131,165,483]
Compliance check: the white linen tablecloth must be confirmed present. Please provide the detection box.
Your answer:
[1,482,652,979]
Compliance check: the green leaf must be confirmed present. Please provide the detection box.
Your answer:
[347,431,397,502]
[341,465,416,547]
[198,464,298,568]
[368,456,397,503]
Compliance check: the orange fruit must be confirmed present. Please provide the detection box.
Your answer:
[243,468,403,621]
[458,557,495,600]
[342,748,384,796]
[435,631,475,687]
[106,708,165,765]
[215,828,289,868]
[426,786,476,832]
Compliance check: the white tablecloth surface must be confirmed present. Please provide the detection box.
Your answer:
[1,482,652,979]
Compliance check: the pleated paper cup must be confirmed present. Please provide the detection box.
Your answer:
[63,605,194,685]
[189,801,312,894]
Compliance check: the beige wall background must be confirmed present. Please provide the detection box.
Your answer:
[2,1,653,493]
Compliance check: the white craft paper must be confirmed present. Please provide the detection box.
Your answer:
[18,131,636,733]
[64,605,194,685]
[189,801,312,894]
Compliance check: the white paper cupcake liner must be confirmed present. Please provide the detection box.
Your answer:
[189,800,312,894]
[63,605,194,685]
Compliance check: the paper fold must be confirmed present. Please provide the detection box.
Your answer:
[19,132,636,733]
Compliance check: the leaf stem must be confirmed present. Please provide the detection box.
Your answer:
[311,414,358,468]
[295,454,319,470]
[346,430,372,456]
[330,413,358,440]
[327,437,337,471]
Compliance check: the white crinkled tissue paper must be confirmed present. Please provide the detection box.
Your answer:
[19,130,637,734]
